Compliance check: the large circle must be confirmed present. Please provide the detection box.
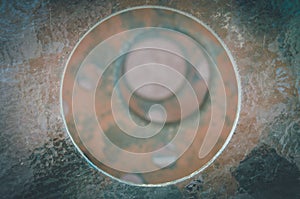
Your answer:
[60,6,241,186]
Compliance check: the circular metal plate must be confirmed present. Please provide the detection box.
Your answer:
[61,6,241,186]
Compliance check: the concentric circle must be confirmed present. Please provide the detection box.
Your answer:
[60,6,241,186]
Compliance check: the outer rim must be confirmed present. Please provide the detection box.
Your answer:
[60,5,242,187]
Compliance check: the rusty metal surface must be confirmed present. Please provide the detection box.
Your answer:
[0,0,299,198]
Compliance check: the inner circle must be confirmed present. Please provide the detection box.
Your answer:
[123,37,188,101]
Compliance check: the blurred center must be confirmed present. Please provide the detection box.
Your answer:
[124,37,187,101]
